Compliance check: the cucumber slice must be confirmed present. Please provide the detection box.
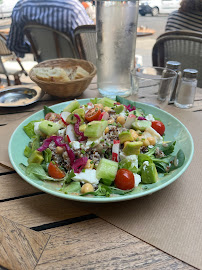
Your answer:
[98,97,116,107]
[132,120,151,131]
[63,100,80,112]
[96,158,118,182]
[39,120,61,136]
[84,121,108,138]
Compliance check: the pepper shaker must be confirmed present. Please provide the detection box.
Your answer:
[174,69,198,109]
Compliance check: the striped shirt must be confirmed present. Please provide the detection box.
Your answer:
[7,0,93,57]
[165,10,202,33]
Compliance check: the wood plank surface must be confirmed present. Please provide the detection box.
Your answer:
[36,218,195,270]
[0,194,90,228]
[0,173,39,201]
[0,216,49,270]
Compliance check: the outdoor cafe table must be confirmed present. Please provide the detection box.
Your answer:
[0,81,202,270]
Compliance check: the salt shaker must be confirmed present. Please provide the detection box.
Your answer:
[166,61,182,103]
[174,69,198,109]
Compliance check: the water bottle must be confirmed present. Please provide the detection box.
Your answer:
[96,0,139,98]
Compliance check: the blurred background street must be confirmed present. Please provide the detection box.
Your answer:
[0,13,168,86]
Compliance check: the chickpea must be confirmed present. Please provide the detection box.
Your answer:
[116,116,126,125]
[81,183,94,194]
[105,127,109,134]
[94,104,103,110]
[84,159,94,169]
[136,136,143,141]
[104,106,111,112]
[147,136,156,145]
[142,139,150,147]
[129,129,138,140]
[137,130,142,135]
[108,119,115,124]
[55,146,64,155]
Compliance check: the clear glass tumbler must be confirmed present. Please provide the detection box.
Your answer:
[131,67,177,108]
[96,0,139,98]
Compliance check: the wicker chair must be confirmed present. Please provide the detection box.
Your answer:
[74,25,96,66]
[24,23,79,63]
[152,30,202,87]
[0,34,35,86]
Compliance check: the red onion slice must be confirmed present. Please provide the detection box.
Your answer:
[74,114,87,142]
[72,157,88,173]
[37,136,75,165]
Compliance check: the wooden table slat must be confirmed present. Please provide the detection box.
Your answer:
[36,218,194,270]
[0,216,49,270]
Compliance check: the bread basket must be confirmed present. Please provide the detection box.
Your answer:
[29,58,96,98]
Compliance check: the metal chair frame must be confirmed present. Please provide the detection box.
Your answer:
[152,30,202,87]
[0,34,27,86]
[24,23,78,63]
[74,25,96,66]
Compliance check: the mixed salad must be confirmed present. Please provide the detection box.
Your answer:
[21,96,185,197]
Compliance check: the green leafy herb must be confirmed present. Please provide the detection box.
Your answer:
[119,159,138,173]
[24,146,32,158]
[25,163,65,181]
[44,148,52,163]
[62,181,81,194]
[23,120,40,138]
[81,184,134,197]
[81,149,85,154]
[44,105,55,117]
[91,142,95,147]
[90,98,99,104]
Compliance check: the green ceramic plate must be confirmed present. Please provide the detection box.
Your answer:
[8,99,194,203]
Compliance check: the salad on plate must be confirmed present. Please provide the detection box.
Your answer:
[21,96,185,198]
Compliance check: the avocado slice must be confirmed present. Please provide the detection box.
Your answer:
[141,161,158,184]
[79,124,87,132]
[63,100,80,112]
[28,150,44,164]
[39,120,61,136]
[123,141,143,155]
[114,104,124,114]
[84,121,108,138]
[119,131,134,144]
[134,108,144,117]
[132,120,151,131]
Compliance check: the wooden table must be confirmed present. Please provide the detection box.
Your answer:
[0,82,201,270]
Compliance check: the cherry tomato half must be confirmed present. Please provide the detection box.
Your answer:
[114,169,135,190]
[151,120,165,136]
[48,162,65,179]
[85,108,101,122]
[45,113,61,122]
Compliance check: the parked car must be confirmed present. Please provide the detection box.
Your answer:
[0,0,18,19]
[139,0,180,16]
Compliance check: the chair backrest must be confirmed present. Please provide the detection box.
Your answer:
[152,30,202,87]
[0,34,12,56]
[74,25,96,66]
[24,23,78,63]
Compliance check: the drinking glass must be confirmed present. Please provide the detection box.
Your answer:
[96,0,139,98]
[131,67,177,108]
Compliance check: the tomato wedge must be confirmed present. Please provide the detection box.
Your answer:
[48,162,65,179]
[151,120,165,136]
[114,169,135,190]
[85,108,101,122]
